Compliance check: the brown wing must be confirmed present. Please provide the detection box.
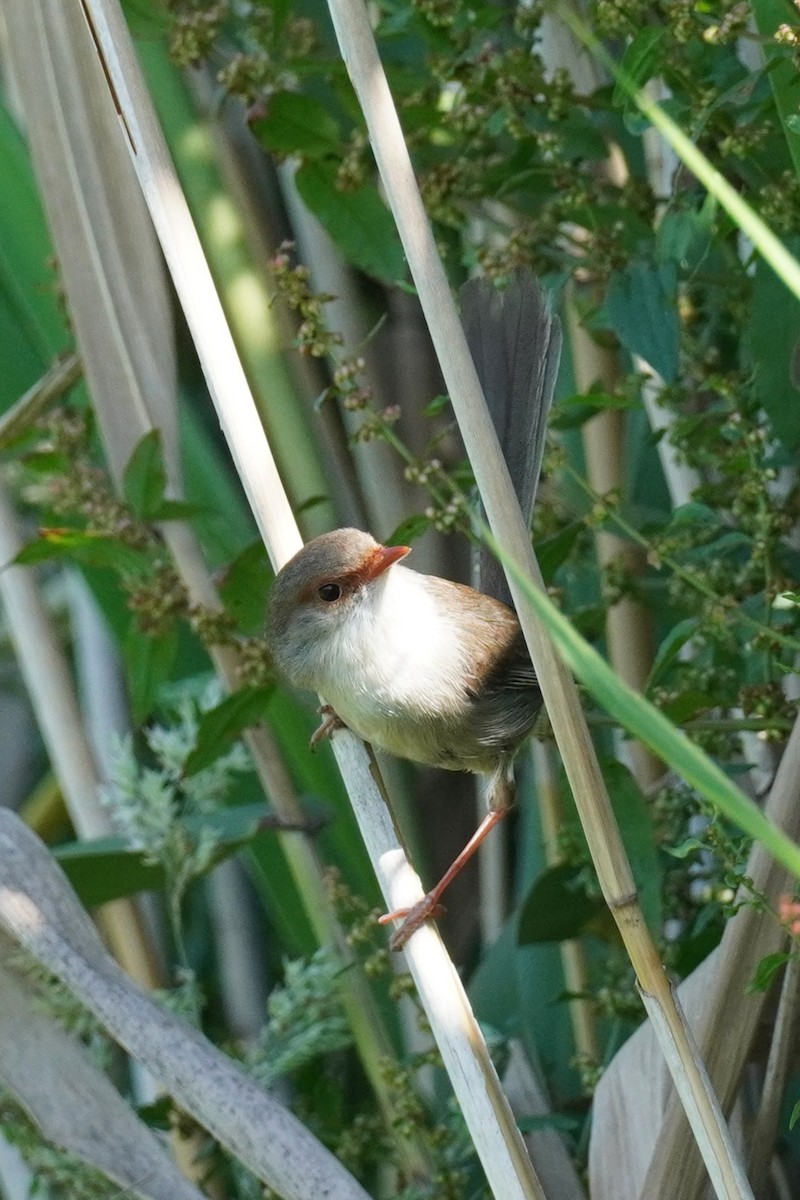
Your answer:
[423,576,542,754]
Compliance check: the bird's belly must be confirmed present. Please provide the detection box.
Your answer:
[322,679,496,774]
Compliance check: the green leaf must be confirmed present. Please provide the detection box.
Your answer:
[746,238,800,452]
[605,260,680,383]
[385,514,431,546]
[518,861,605,943]
[613,29,664,109]
[550,390,636,431]
[218,539,273,634]
[536,521,583,581]
[605,760,662,933]
[15,529,150,575]
[746,950,793,994]
[148,498,207,521]
[123,429,167,520]
[294,160,406,283]
[656,203,715,270]
[646,618,699,692]
[183,686,273,777]
[751,0,800,177]
[123,623,177,723]
[790,1099,800,1132]
[252,92,342,160]
[55,803,285,906]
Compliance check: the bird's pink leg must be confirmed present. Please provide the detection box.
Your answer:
[309,704,345,749]
[379,805,509,951]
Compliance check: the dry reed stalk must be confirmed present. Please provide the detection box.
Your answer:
[0,812,373,1200]
[317,0,752,1195]
[6,0,420,1159]
[639,715,800,1197]
[76,1,552,1194]
[0,943,206,1200]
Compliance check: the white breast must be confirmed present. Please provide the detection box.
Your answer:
[314,565,468,755]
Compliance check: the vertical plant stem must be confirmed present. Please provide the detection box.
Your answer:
[78,4,548,1194]
[317,1,752,1195]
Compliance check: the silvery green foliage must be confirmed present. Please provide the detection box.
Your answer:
[101,679,251,896]
[249,949,352,1086]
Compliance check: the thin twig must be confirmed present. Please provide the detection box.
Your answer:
[0,353,82,449]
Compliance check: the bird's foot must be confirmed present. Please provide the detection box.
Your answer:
[378,893,446,951]
[309,705,345,750]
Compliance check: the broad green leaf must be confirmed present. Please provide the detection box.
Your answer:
[746,950,794,995]
[15,529,151,575]
[656,204,715,270]
[55,803,286,906]
[218,539,273,634]
[386,514,431,546]
[612,29,664,110]
[605,260,680,383]
[518,862,604,944]
[536,521,583,581]
[0,103,72,407]
[252,92,342,160]
[646,618,699,692]
[746,240,800,452]
[123,429,167,520]
[551,391,636,431]
[183,686,274,777]
[294,160,407,283]
[751,0,800,178]
[123,623,178,722]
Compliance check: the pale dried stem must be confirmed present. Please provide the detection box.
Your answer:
[318,0,752,1195]
[77,1,543,1194]
[0,813,372,1200]
[642,714,800,1197]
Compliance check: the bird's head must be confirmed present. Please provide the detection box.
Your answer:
[268,528,411,686]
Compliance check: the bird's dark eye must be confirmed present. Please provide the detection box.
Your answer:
[317,583,342,602]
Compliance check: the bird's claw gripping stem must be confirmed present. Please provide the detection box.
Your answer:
[309,705,344,750]
[379,894,447,951]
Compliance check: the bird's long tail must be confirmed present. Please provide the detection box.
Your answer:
[460,271,562,607]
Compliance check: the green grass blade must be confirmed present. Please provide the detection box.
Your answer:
[490,531,800,879]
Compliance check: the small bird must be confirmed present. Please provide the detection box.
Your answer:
[269,274,561,948]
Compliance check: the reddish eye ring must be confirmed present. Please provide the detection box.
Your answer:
[317,583,342,602]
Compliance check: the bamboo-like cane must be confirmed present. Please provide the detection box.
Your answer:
[76,2,551,1196]
[306,1,753,1196]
